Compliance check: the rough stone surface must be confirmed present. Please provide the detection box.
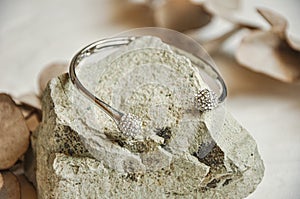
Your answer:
[34,36,264,198]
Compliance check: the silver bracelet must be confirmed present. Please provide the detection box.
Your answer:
[69,36,227,138]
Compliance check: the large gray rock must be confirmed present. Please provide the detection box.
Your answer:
[34,37,264,198]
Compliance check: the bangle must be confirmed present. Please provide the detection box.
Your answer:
[69,36,227,138]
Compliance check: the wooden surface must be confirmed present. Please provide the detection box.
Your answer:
[0,0,299,198]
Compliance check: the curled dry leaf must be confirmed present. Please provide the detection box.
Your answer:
[112,0,155,27]
[256,8,286,35]
[38,62,68,94]
[0,94,30,170]
[287,36,300,51]
[14,93,41,111]
[14,92,42,132]
[153,0,212,32]
[201,25,242,53]
[17,175,37,199]
[0,171,21,199]
[25,113,41,132]
[203,0,260,29]
[203,0,240,17]
[236,8,300,82]
[9,160,24,176]
[14,92,42,125]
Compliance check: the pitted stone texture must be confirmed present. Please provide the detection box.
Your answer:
[35,36,264,198]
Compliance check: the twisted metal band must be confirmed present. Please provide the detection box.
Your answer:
[69,36,227,137]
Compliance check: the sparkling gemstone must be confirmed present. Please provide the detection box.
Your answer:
[119,113,142,137]
[194,89,218,112]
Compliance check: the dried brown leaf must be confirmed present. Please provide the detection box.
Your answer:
[235,8,300,82]
[0,171,21,199]
[26,113,40,132]
[112,0,155,27]
[202,26,241,53]
[17,175,37,199]
[236,30,300,82]
[287,35,300,51]
[9,160,24,176]
[14,92,42,131]
[153,0,212,32]
[257,8,287,36]
[0,94,30,170]
[203,0,260,29]
[255,7,300,52]
[38,62,68,94]
[203,0,240,15]
[14,93,41,111]
[19,108,33,120]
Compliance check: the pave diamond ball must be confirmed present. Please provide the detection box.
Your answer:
[119,113,142,137]
[194,89,218,112]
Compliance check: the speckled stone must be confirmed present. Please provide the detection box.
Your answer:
[34,36,264,198]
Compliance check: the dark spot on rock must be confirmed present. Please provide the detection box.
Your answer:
[194,145,225,171]
[222,178,232,186]
[207,179,219,188]
[68,149,74,156]
[155,127,172,146]
[117,140,125,147]
[64,143,70,149]
[124,172,144,182]
[198,187,208,193]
